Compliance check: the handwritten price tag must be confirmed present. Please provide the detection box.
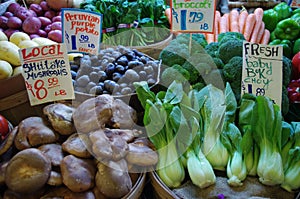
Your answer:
[19,43,75,106]
[171,0,216,33]
[242,41,283,107]
[62,8,103,55]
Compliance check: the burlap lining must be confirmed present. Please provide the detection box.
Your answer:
[172,171,299,199]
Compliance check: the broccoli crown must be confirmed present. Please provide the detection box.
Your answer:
[223,56,243,83]
[178,33,208,48]
[213,57,225,69]
[204,42,219,58]
[181,52,217,84]
[281,86,289,116]
[282,56,292,87]
[217,39,244,64]
[192,82,206,91]
[159,42,189,67]
[160,64,190,86]
[217,32,245,44]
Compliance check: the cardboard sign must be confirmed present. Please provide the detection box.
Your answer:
[170,0,216,33]
[62,8,102,55]
[242,41,283,107]
[19,44,75,106]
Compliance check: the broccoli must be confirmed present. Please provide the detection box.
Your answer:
[223,56,243,83]
[177,33,208,48]
[174,33,207,55]
[204,42,219,58]
[282,56,292,87]
[217,32,245,45]
[181,52,216,84]
[213,57,225,69]
[217,39,244,64]
[159,42,190,67]
[160,64,190,86]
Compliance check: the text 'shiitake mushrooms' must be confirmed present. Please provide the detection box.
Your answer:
[95,159,132,199]
[5,148,52,194]
[60,155,96,193]
[14,117,58,150]
[43,103,76,135]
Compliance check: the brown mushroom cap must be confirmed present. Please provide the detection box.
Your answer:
[60,155,96,193]
[5,148,52,194]
[38,143,64,167]
[89,129,128,161]
[73,94,114,134]
[125,137,158,167]
[95,159,132,199]
[62,133,92,158]
[110,99,137,129]
[47,170,63,186]
[43,103,76,135]
[14,117,58,150]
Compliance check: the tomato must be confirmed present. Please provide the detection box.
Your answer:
[0,114,9,139]
[292,52,300,80]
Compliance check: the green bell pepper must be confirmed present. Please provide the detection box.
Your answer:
[293,38,300,55]
[274,18,300,41]
[273,2,292,21]
[263,9,279,32]
[269,39,293,58]
[291,12,300,25]
[292,8,300,15]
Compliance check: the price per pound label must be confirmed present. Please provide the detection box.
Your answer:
[171,0,216,32]
[19,44,75,106]
[62,8,102,55]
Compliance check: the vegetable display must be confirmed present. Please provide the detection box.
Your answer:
[79,0,170,47]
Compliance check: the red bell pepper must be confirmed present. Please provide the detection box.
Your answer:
[288,79,300,103]
[291,51,300,80]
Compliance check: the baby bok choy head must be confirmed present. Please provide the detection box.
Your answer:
[251,96,284,186]
[281,122,300,192]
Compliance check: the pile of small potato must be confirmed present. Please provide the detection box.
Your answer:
[0,94,158,199]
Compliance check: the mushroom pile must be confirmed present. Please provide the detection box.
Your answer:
[0,94,158,199]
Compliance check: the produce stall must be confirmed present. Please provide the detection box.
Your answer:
[0,0,300,198]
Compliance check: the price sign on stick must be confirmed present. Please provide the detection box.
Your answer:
[62,8,102,55]
[19,43,75,106]
[170,0,216,32]
[241,41,283,107]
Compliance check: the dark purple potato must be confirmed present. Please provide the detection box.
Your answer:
[44,10,56,20]
[29,4,44,16]
[22,17,42,34]
[7,3,21,14]
[40,1,50,11]
[4,29,19,38]
[38,16,51,27]
[37,29,47,37]
[7,17,22,29]
[15,8,34,21]
[3,12,14,18]
[0,16,8,29]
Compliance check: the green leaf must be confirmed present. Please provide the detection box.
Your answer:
[134,81,156,109]
[164,81,184,105]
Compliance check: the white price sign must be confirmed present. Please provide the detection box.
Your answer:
[62,8,103,55]
[242,41,283,107]
[19,43,75,106]
[170,0,216,33]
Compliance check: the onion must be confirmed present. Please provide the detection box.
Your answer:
[46,0,73,11]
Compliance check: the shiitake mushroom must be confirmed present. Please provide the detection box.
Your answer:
[5,148,52,194]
